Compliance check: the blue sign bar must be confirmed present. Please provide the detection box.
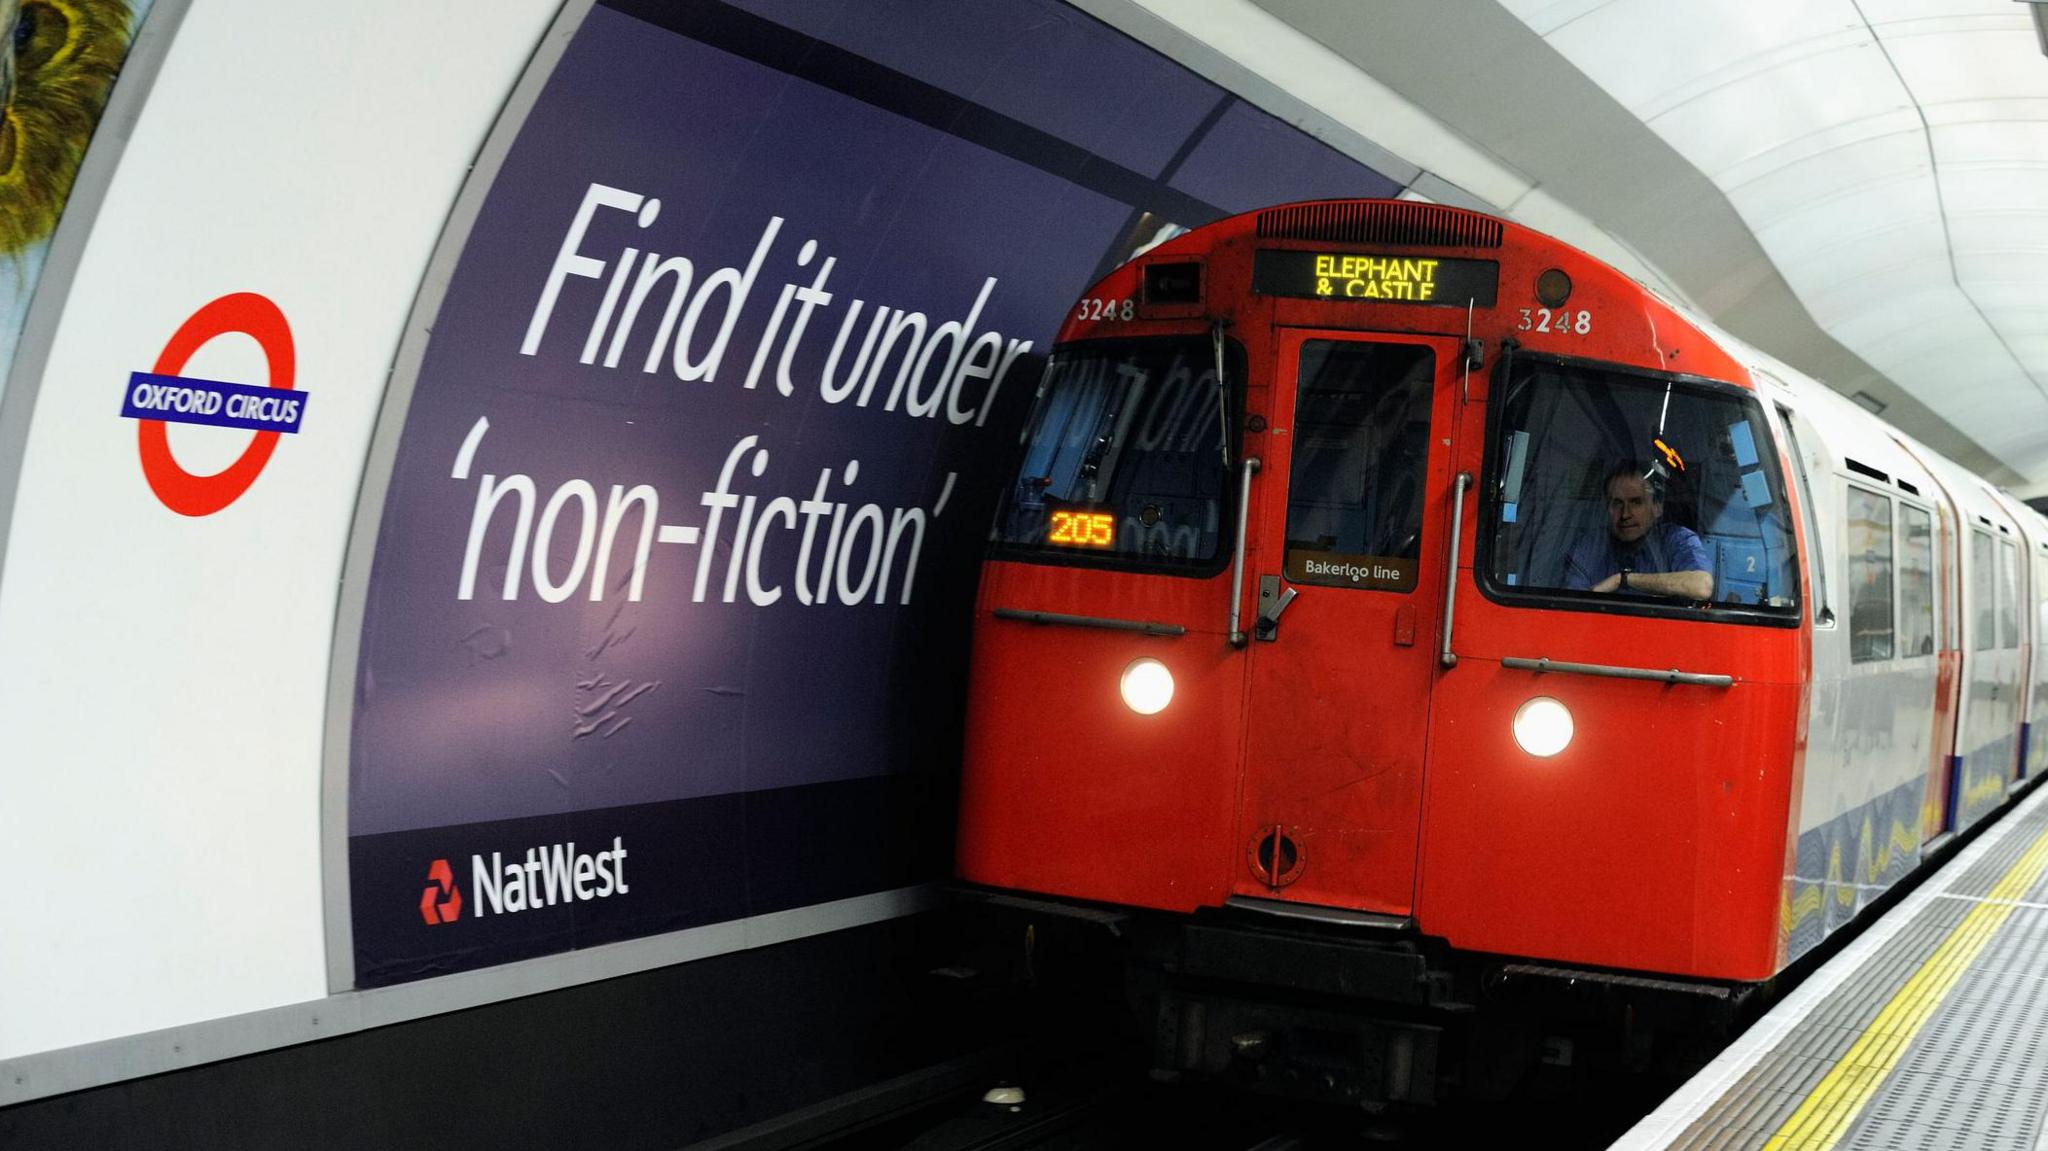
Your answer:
[119,371,309,434]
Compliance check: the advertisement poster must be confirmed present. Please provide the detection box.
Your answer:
[349,0,1398,985]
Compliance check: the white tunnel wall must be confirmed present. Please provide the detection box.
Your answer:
[0,0,562,1060]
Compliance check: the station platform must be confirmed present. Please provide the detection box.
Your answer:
[1615,779,2048,1151]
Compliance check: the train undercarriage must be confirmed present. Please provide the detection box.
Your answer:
[957,889,1761,1113]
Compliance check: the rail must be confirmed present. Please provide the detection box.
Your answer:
[1501,656,1734,688]
[992,608,1186,637]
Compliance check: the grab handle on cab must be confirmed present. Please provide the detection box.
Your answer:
[1229,456,1260,646]
[1440,472,1472,668]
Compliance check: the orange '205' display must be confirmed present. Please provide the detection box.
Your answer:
[1048,511,1114,548]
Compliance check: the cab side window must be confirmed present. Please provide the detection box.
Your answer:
[1776,406,1830,626]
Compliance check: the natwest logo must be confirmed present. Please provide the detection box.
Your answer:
[473,837,630,917]
[420,859,463,925]
[415,838,629,925]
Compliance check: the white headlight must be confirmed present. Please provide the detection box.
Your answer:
[1513,697,1573,757]
[1120,658,1174,715]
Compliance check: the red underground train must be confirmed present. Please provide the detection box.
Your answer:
[955,199,2048,1105]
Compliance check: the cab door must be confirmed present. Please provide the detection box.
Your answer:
[1235,330,1463,915]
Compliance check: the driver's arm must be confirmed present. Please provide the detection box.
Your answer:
[1633,527,1713,600]
[1623,569,1713,600]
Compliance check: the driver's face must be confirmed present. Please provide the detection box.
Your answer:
[1606,475,1660,544]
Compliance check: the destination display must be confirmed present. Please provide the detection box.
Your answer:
[1253,250,1498,307]
[1048,510,1115,548]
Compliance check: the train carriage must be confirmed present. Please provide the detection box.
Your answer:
[1912,446,2029,828]
[954,199,2048,1102]
[2007,494,2048,781]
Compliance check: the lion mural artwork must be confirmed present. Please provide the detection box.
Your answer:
[0,0,147,383]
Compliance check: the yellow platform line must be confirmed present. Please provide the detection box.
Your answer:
[1763,823,2048,1151]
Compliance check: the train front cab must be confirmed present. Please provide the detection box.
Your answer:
[956,202,1815,1096]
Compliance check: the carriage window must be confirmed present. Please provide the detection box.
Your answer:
[1999,539,2020,649]
[994,338,1242,573]
[1483,358,1798,622]
[1972,532,1996,651]
[1898,504,1935,657]
[1282,341,1434,591]
[1846,487,1893,662]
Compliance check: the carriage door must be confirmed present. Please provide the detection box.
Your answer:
[1236,330,1461,916]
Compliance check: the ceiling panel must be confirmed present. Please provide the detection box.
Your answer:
[1942,170,2048,217]
[1744,175,1944,259]
[1821,286,1987,360]
[1856,0,2016,22]
[1648,57,1907,178]
[1502,0,1639,37]
[1719,115,1926,196]
[1885,22,2046,103]
[1963,279,2048,312]
[1520,0,1862,116]
[1781,251,1954,331]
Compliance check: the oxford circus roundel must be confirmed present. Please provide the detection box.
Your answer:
[133,292,298,517]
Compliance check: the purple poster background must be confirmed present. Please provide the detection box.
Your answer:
[348,0,1397,985]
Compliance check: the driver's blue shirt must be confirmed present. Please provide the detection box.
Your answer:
[1563,522,1710,591]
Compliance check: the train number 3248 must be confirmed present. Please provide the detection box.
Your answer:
[1518,308,1592,335]
[1076,297,1135,322]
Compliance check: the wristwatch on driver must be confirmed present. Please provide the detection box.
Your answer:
[1619,569,1631,591]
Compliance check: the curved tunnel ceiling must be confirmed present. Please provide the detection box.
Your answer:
[1097,0,2044,491]
[1502,0,2048,488]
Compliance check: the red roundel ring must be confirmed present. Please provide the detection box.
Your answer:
[136,292,296,517]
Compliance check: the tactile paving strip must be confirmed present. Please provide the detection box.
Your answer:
[1838,908,2048,1151]
[1664,795,2048,1151]
[1663,899,1972,1150]
[1944,801,2043,900]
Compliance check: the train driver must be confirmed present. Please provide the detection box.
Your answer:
[1563,460,1714,600]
